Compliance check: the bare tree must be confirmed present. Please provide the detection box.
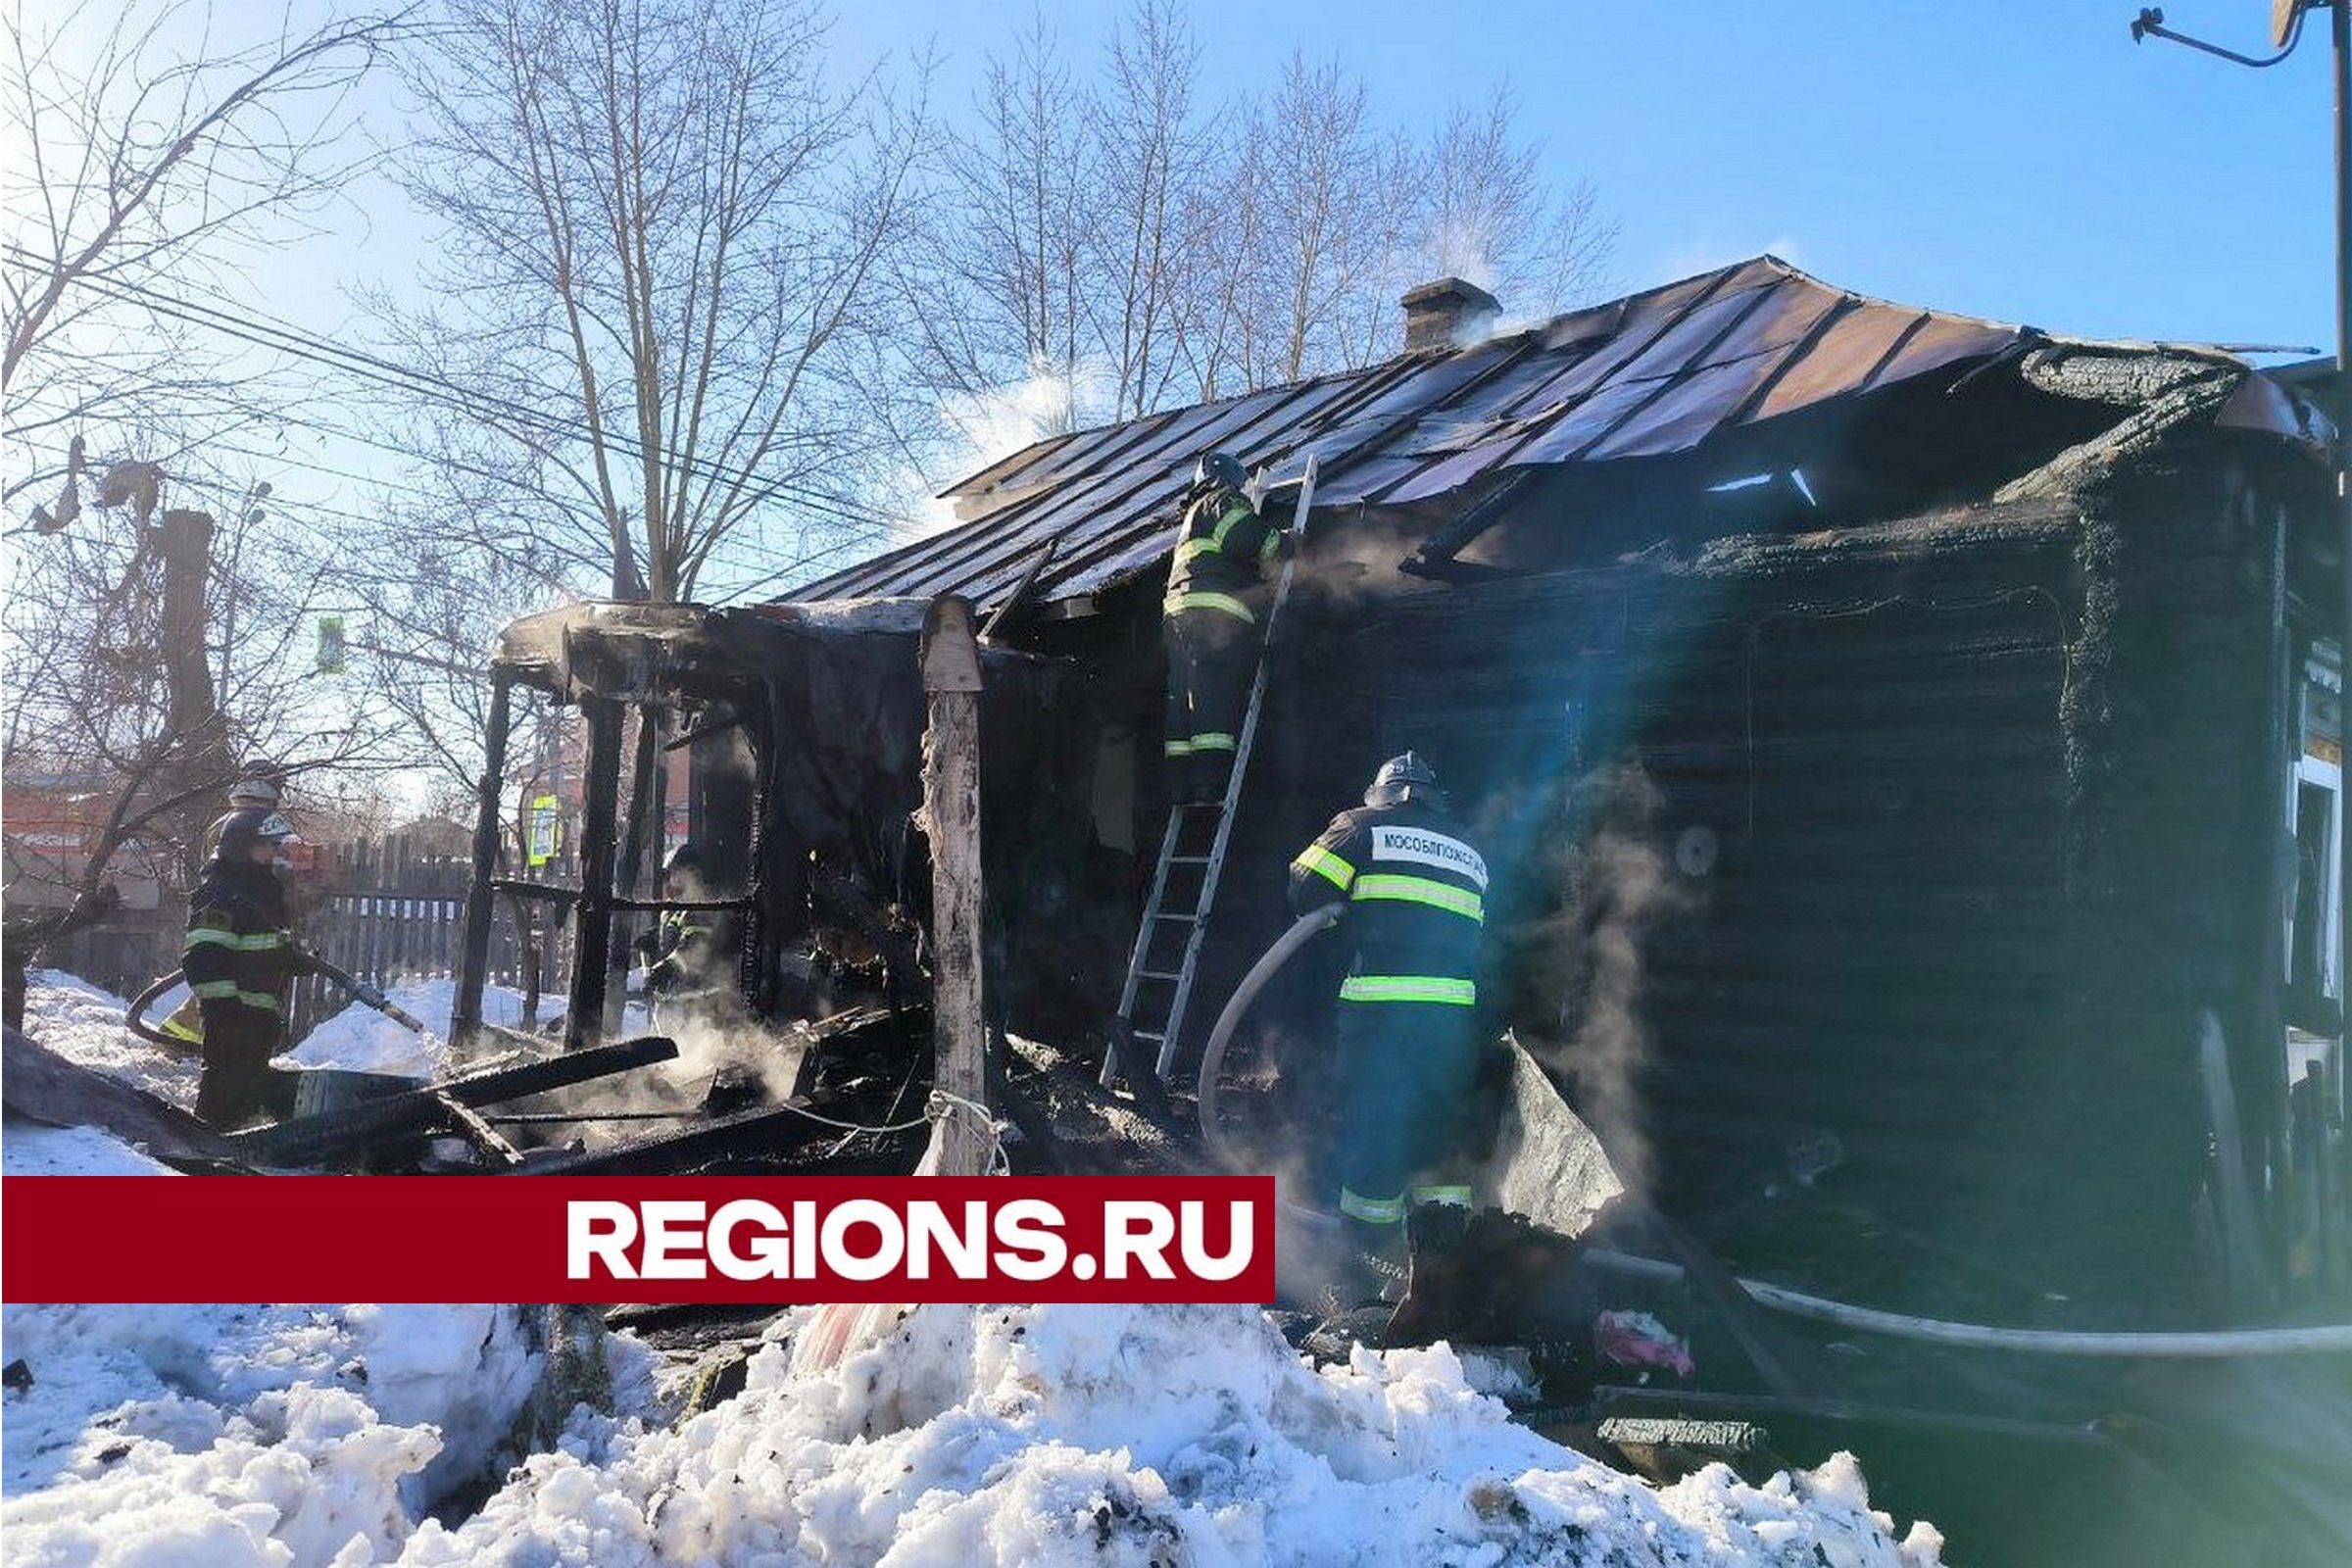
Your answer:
[1086,0,1207,421]
[1417,85,1615,323]
[893,7,1616,494]
[377,0,926,606]
[933,11,1090,410]
[1,0,408,501]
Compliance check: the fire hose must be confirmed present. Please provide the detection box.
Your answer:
[1196,906,1339,1175]
[124,951,432,1048]
[1198,910,2352,1356]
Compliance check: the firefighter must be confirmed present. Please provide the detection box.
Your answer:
[182,807,311,1127]
[1288,752,1490,1294]
[644,842,728,999]
[1163,451,1288,804]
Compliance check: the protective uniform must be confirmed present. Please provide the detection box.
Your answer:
[1288,754,1488,1268]
[646,843,730,998]
[1163,452,1284,802]
[182,808,307,1127]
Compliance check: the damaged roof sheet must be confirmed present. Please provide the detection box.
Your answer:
[797,256,2320,609]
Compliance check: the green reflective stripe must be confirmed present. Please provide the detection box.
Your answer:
[1164,739,1194,757]
[1292,842,1355,891]
[1174,537,1216,564]
[234,990,284,1014]
[161,1017,203,1043]
[1350,873,1484,922]
[1340,1188,1407,1225]
[1337,974,1477,1005]
[1189,731,1235,754]
[191,980,239,1000]
[1259,529,1282,561]
[1410,1184,1474,1207]
[185,928,290,953]
[1170,591,1255,623]
[1207,499,1255,551]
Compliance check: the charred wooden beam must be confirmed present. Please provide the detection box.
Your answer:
[513,1100,921,1176]
[808,860,926,995]
[234,1035,678,1166]
[434,1090,523,1168]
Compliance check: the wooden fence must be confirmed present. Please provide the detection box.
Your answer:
[283,832,577,1044]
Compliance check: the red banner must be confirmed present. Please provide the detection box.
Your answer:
[1,1176,1277,1304]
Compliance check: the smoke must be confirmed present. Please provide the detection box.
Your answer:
[1290,510,1443,606]
[906,358,1118,534]
[483,1004,808,1154]
[1421,214,1502,301]
[1495,762,1690,1200]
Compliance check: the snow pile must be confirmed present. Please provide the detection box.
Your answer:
[0,1303,652,1567]
[281,978,516,1080]
[405,1301,1942,1568]
[0,1124,177,1176]
[18,968,201,1107]
[0,1298,1944,1567]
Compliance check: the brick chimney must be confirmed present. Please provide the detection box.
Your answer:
[1401,276,1500,353]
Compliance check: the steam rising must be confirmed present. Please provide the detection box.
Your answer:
[1501,762,1690,1200]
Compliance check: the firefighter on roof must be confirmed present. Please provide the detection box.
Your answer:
[182,807,312,1127]
[1289,752,1490,1290]
[1162,451,1288,803]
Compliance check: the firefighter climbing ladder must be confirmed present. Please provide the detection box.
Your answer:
[1102,455,1319,1093]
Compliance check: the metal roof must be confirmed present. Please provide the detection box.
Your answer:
[795,256,2302,608]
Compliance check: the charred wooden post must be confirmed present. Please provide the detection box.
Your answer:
[453,668,516,1053]
[919,595,991,1175]
[604,712,662,1040]
[568,697,625,1051]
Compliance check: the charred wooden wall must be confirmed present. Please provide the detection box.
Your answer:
[1222,475,2293,1324]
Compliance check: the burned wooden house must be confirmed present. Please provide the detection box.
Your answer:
[457,258,2345,1332]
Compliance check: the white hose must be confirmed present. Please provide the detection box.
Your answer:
[1584,1249,2352,1357]
[1197,906,1339,1173]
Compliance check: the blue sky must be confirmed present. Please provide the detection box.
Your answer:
[834,0,2341,355]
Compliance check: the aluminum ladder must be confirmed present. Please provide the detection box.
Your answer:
[1102,455,1318,1091]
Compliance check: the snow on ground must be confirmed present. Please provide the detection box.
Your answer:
[279,975,655,1080]
[18,969,204,1108]
[281,977,503,1080]
[4,969,1945,1565]
[13,969,555,1105]
[417,1301,1941,1568]
[1,1298,1945,1568]
[0,1302,653,1566]
[0,1124,177,1176]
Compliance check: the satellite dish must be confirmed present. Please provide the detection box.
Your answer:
[2273,0,2301,49]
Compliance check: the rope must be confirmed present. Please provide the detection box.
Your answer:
[926,1089,1010,1176]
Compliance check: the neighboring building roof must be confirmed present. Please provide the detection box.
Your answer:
[798,255,2325,609]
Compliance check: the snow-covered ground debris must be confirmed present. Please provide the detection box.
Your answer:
[2,1298,1941,1567]
[0,1302,655,1566]
[0,1124,177,1176]
[17,969,203,1108]
[4,969,1945,1566]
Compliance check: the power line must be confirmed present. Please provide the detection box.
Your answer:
[13,247,920,531]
